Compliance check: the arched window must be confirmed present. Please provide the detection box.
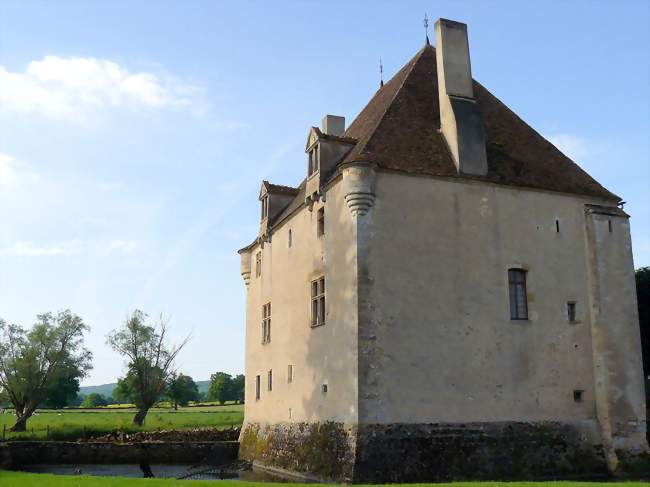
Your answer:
[508,268,528,320]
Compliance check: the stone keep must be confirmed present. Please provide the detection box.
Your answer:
[236,18,647,482]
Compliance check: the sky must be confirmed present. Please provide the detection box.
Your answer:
[0,1,648,386]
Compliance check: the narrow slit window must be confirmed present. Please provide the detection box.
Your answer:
[287,364,293,383]
[288,229,292,248]
[317,207,325,237]
[567,301,577,322]
[262,303,271,344]
[268,369,273,391]
[255,251,262,277]
[608,219,613,233]
[322,384,328,394]
[508,268,528,320]
[555,219,560,233]
[261,195,269,220]
[311,276,325,327]
[255,375,260,400]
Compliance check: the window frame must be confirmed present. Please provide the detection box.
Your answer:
[287,364,293,383]
[308,144,319,177]
[261,302,271,344]
[311,276,326,327]
[567,301,577,323]
[255,251,262,278]
[261,195,269,220]
[268,369,273,392]
[255,375,260,401]
[508,268,529,321]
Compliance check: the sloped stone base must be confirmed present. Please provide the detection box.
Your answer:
[240,421,609,482]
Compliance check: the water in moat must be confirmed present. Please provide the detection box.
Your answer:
[20,463,288,481]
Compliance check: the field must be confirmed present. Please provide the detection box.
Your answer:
[0,404,243,441]
[2,471,649,487]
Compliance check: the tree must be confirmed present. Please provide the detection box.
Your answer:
[44,370,80,409]
[112,376,134,404]
[0,311,92,431]
[208,372,233,404]
[107,310,189,425]
[231,374,245,404]
[81,393,108,408]
[636,267,649,400]
[167,373,199,410]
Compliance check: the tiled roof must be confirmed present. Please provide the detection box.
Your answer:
[342,45,618,201]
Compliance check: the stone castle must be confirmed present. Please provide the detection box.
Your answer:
[237,18,647,482]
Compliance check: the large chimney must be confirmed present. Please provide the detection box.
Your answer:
[322,115,345,136]
[435,18,487,176]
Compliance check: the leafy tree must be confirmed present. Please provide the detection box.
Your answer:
[112,376,134,404]
[208,372,233,404]
[0,311,92,431]
[44,369,81,409]
[107,310,189,425]
[231,374,245,404]
[636,267,649,400]
[167,373,199,410]
[81,392,108,408]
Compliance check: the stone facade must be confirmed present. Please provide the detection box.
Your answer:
[237,18,647,481]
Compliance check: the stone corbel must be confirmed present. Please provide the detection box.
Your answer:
[239,251,252,287]
[341,161,376,216]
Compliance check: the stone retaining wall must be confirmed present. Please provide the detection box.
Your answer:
[240,421,612,482]
[1,441,238,467]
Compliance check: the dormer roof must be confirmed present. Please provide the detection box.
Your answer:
[259,180,300,199]
[305,127,357,151]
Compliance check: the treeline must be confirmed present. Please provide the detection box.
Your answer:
[0,309,244,432]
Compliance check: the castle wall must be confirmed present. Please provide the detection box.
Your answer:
[358,170,642,432]
[243,179,358,425]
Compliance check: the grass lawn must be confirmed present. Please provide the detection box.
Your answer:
[1,471,649,487]
[0,404,243,441]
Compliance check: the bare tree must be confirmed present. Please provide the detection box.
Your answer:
[107,310,189,425]
[0,311,92,431]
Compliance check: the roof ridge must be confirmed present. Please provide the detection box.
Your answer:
[346,46,431,163]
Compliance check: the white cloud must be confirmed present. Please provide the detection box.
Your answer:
[0,153,39,191]
[0,56,198,122]
[0,239,140,258]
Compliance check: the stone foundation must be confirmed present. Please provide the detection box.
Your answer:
[240,421,611,482]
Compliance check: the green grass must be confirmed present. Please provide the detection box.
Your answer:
[1,471,649,487]
[0,404,243,441]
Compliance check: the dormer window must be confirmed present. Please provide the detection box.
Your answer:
[261,195,269,220]
[308,145,319,177]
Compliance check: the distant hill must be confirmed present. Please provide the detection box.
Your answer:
[80,380,211,398]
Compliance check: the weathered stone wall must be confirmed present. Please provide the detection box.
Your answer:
[239,422,355,482]
[1,441,238,467]
[239,420,615,482]
[354,422,607,482]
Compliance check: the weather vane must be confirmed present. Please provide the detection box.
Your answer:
[379,58,384,87]
[424,13,430,45]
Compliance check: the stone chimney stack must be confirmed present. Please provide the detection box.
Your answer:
[435,18,487,176]
[322,115,345,136]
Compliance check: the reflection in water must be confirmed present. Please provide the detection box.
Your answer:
[21,463,287,481]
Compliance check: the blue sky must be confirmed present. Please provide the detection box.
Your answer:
[0,1,648,386]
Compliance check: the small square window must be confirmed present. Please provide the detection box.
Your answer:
[322,384,328,394]
[573,389,584,403]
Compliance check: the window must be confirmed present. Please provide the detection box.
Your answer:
[261,195,269,220]
[322,384,328,394]
[262,303,271,344]
[255,375,261,400]
[311,277,325,327]
[308,145,319,176]
[608,219,613,233]
[287,364,293,383]
[255,251,262,277]
[268,369,273,391]
[555,219,560,233]
[573,389,583,403]
[288,229,292,248]
[508,269,528,320]
[317,207,325,237]
[567,301,577,322]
